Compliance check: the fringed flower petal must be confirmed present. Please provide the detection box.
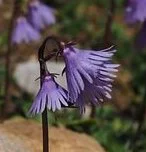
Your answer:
[29,75,69,115]
[12,17,40,44]
[28,0,56,30]
[76,76,115,113]
[62,45,119,113]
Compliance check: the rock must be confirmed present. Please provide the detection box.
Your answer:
[0,118,105,152]
[14,57,67,95]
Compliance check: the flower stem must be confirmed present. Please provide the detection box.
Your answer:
[104,0,116,47]
[39,58,49,152]
[2,0,19,118]
[38,36,64,152]
[129,86,146,151]
[38,36,61,152]
[90,0,116,119]
[42,108,49,152]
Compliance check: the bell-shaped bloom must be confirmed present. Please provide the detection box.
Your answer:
[124,0,146,24]
[75,70,117,113]
[62,45,119,113]
[135,21,146,49]
[29,74,69,115]
[12,16,40,44]
[27,0,56,30]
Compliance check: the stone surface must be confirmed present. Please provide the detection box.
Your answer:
[0,118,105,152]
[14,57,67,95]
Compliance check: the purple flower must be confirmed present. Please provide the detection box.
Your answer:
[62,45,119,113]
[29,74,69,115]
[135,21,146,49]
[12,16,40,44]
[124,0,146,24]
[27,0,56,30]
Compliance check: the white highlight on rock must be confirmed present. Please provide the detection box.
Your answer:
[14,57,67,96]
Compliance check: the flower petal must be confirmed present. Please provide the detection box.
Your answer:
[62,45,119,113]
[47,94,52,110]
[29,74,69,115]
[58,89,68,106]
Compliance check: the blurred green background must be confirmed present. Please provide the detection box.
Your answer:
[0,0,146,152]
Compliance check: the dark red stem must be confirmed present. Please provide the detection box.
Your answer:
[39,45,49,152]
[2,0,20,118]
[90,0,116,119]
[104,0,116,47]
[38,36,62,152]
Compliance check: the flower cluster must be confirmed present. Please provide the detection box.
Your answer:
[12,0,56,44]
[29,43,119,115]
[124,0,146,49]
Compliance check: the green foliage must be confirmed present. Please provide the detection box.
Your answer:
[0,33,8,48]
[50,106,137,152]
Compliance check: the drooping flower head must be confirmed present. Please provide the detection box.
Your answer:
[62,44,119,113]
[76,67,118,113]
[29,74,69,115]
[12,16,40,44]
[124,0,146,24]
[27,0,56,30]
[135,21,146,49]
